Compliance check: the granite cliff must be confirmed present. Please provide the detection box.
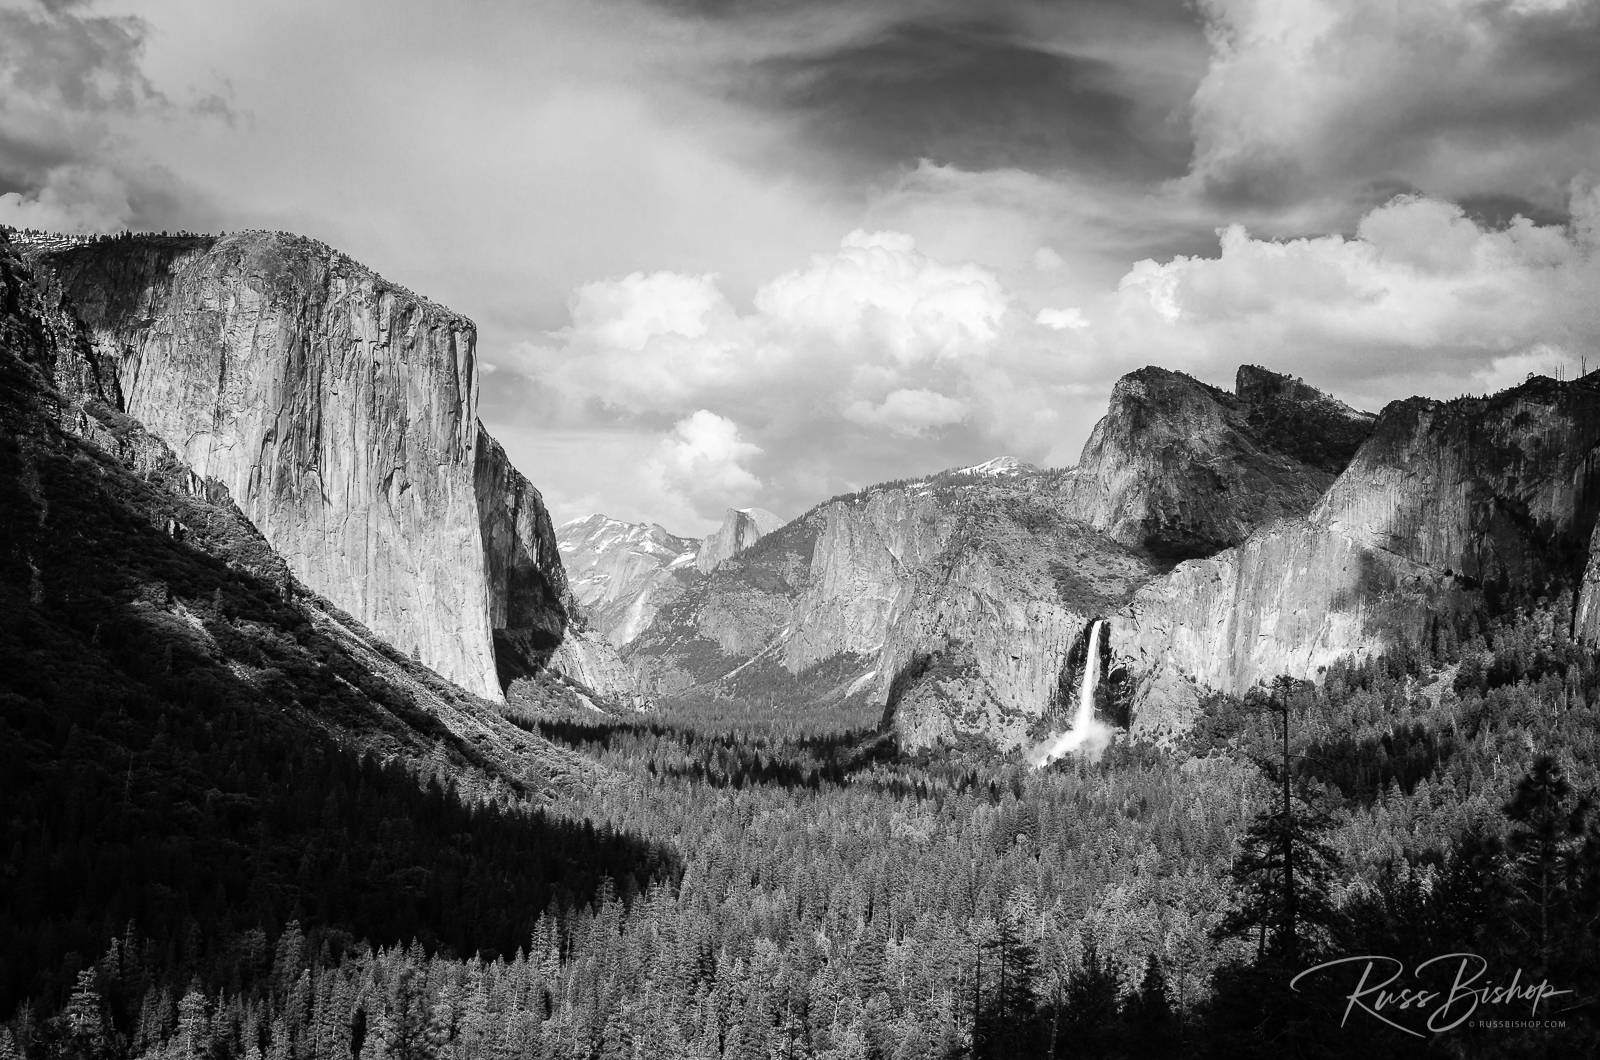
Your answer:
[20,231,571,701]
[1114,374,1600,734]
[1063,365,1374,561]
[695,507,783,573]
[0,226,596,798]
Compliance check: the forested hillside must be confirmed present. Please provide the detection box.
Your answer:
[7,595,1599,1058]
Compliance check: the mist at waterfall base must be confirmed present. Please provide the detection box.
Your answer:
[1026,621,1114,768]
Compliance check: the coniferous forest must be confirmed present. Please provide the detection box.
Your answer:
[5,572,1600,1058]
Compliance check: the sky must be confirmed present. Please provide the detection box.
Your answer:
[2,0,1599,535]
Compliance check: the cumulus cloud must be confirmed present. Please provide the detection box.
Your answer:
[517,228,1015,425]
[754,229,1008,362]
[572,270,726,351]
[1106,190,1600,405]
[649,409,763,499]
[511,228,1109,524]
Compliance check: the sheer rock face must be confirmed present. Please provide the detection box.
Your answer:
[1577,520,1600,645]
[475,426,574,687]
[1063,365,1374,561]
[556,515,699,647]
[869,490,1154,750]
[26,231,566,701]
[781,490,955,673]
[695,507,783,573]
[3,236,123,407]
[1116,375,1600,734]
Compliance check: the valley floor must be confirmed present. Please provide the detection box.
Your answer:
[8,596,1600,1059]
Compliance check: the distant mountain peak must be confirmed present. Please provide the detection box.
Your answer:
[555,514,700,646]
[951,456,1034,477]
[696,507,784,574]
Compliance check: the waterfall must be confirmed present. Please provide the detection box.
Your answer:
[1026,619,1113,768]
[1073,619,1105,734]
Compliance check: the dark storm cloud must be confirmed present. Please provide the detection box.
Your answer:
[0,1,161,128]
[757,19,1183,179]
[645,0,1207,184]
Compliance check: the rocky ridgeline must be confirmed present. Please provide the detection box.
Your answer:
[16,229,574,702]
[557,515,700,646]
[1115,374,1600,733]
[594,365,1598,751]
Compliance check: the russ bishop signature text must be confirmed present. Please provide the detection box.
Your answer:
[1290,954,1571,1037]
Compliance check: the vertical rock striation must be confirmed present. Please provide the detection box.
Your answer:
[475,425,573,686]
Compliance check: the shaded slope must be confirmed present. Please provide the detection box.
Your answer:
[0,231,674,1013]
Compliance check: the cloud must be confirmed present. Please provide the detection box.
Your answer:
[1183,0,1600,225]
[0,161,133,230]
[517,228,1014,422]
[843,388,967,436]
[754,229,1008,363]
[0,0,220,232]
[1036,306,1088,330]
[509,228,1110,522]
[644,409,764,521]
[1105,190,1600,405]
[572,270,727,351]
[746,11,1203,181]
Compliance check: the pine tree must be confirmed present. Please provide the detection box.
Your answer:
[1218,679,1342,963]
[973,915,1040,1060]
[1121,955,1176,1055]
[175,988,213,1060]
[1056,935,1120,1059]
[1504,754,1590,974]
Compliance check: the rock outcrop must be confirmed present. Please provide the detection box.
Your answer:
[695,507,783,573]
[622,465,1155,748]
[557,514,699,646]
[869,485,1154,749]
[1062,365,1374,561]
[0,226,597,800]
[21,231,570,701]
[626,513,821,697]
[476,426,574,685]
[1116,374,1600,733]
